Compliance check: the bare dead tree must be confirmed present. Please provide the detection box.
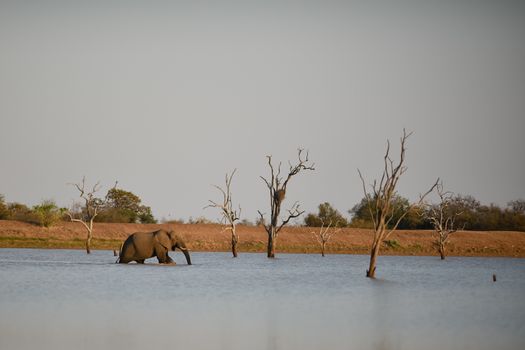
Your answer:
[358,130,438,278]
[311,219,342,257]
[67,177,115,254]
[205,169,241,257]
[258,149,315,258]
[426,181,462,260]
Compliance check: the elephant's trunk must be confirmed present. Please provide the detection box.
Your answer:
[180,247,192,265]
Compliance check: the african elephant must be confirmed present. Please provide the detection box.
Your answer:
[118,229,191,265]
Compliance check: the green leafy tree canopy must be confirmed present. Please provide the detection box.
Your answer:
[97,188,156,224]
[349,194,424,229]
[0,194,8,219]
[304,202,349,227]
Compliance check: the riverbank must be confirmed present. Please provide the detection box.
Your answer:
[0,220,523,257]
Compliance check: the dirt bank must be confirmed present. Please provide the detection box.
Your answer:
[0,220,523,257]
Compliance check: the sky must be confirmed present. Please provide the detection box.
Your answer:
[1,0,524,223]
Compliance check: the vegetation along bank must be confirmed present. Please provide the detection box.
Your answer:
[0,220,523,258]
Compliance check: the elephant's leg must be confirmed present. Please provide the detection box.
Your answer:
[136,259,145,264]
[118,256,131,264]
[164,254,175,264]
[156,249,175,264]
[119,239,137,264]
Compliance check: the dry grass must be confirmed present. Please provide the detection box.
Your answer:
[0,220,524,257]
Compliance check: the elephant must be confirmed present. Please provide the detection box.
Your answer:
[117,229,191,265]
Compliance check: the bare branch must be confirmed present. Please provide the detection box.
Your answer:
[311,218,342,256]
[67,177,112,254]
[424,180,462,259]
[258,149,315,257]
[358,169,378,230]
[385,178,439,239]
[277,202,304,234]
[206,169,241,257]
[359,130,437,277]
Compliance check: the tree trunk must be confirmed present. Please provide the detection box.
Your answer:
[232,233,238,258]
[85,220,93,254]
[367,240,381,278]
[267,233,275,258]
[439,243,446,260]
[86,230,92,254]
[321,242,326,257]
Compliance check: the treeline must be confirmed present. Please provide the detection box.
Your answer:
[304,196,525,232]
[0,197,67,227]
[2,192,524,232]
[0,187,156,227]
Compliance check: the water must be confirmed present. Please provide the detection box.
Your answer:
[1,249,524,350]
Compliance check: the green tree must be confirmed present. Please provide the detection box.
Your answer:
[446,194,481,229]
[350,195,423,229]
[0,194,8,219]
[501,207,525,231]
[508,199,525,214]
[304,202,348,227]
[32,200,64,227]
[137,207,156,224]
[6,202,37,223]
[97,187,156,224]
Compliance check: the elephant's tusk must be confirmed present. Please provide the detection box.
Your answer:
[179,247,191,251]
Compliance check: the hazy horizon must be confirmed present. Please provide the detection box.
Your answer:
[1,0,524,222]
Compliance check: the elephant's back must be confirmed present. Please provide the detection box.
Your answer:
[129,231,155,244]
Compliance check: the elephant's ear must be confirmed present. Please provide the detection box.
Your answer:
[154,230,171,250]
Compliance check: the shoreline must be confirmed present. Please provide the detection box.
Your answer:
[1,220,524,258]
[1,245,524,259]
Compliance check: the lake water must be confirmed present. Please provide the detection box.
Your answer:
[1,249,524,350]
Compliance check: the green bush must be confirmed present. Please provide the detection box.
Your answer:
[188,216,213,224]
[1,199,64,227]
[304,202,349,227]
[32,200,64,227]
[240,219,254,226]
[6,202,39,224]
[383,239,401,249]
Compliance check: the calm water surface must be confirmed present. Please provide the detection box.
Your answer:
[1,249,524,350]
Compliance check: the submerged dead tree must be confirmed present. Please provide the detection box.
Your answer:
[206,169,241,257]
[312,219,342,257]
[358,130,438,278]
[258,149,314,258]
[67,177,114,254]
[426,181,462,260]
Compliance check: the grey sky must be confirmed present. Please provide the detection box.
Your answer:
[1,0,524,223]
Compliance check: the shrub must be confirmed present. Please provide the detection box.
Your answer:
[6,202,39,224]
[162,218,185,224]
[32,200,64,227]
[304,202,349,227]
[240,219,254,226]
[383,239,401,249]
[188,216,213,224]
